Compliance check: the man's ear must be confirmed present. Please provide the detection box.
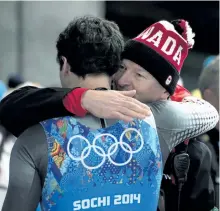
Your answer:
[61,56,71,74]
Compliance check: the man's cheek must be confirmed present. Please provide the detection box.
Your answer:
[114,70,125,81]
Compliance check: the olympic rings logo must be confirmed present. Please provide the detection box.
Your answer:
[67,128,144,170]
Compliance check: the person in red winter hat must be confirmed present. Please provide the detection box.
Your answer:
[114,19,195,103]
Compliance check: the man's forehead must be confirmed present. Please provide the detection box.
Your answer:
[123,59,147,72]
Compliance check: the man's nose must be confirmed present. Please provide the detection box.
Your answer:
[117,71,131,87]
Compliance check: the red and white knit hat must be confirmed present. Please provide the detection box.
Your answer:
[122,19,195,95]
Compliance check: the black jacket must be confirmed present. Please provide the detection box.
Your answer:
[162,139,216,211]
[0,86,71,137]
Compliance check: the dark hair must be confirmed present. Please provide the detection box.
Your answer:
[56,16,124,77]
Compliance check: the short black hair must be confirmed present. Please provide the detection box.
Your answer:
[56,16,124,77]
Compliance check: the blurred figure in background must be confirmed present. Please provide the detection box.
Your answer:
[0,81,7,100]
[198,55,219,208]
[191,55,216,99]
[203,56,217,69]
[0,80,8,186]
[7,74,24,89]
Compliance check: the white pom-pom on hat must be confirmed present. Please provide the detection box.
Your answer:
[180,20,195,49]
[159,20,176,32]
[175,19,195,49]
[159,19,195,49]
